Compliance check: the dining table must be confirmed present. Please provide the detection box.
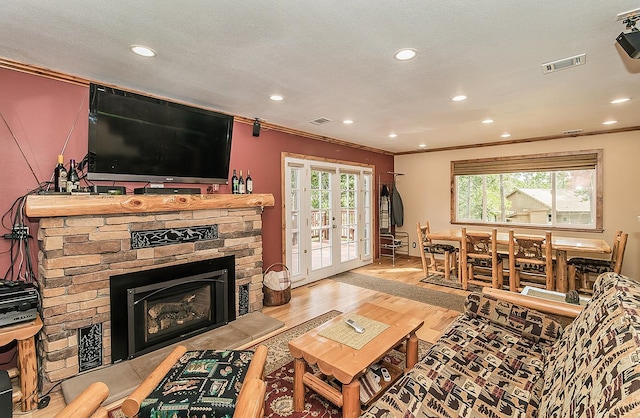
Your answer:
[427,228,611,293]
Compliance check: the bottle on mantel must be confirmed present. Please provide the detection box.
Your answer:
[54,154,68,193]
[238,170,245,194]
[246,170,253,194]
[67,159,80,192]
[231,169,239,194]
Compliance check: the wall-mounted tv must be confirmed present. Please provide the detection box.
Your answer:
[88,83,233,185]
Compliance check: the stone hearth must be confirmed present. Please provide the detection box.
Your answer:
[25,193,274,391]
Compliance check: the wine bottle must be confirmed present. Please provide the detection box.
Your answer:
[67,159,80,192]
[231,169,239,194]
[238,170,245,194]
[246,170,253,194]
[54,154,68,193]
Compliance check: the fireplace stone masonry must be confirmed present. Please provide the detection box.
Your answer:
[26,193,274,391]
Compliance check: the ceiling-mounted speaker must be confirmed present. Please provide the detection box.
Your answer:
[252,119,261,137]
[617,31,640,59]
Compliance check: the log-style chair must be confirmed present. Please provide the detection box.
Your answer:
[54,381,109,418]
[460,228,503,290]
[122,344,268,418]
[567,230,628,294]
[507,230,554,292]
[416,221,458,280]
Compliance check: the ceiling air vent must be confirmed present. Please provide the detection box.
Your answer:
[541,53,586,74]
[562,129,584,136]
[309,117,332,125]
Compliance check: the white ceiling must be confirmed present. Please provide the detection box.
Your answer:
[1,1,639,154]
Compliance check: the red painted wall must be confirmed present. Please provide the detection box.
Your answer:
[0,67,394,277]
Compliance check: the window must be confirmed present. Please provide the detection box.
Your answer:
[451,150,602,231]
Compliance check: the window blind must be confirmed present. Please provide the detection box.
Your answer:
[452,150,601,176]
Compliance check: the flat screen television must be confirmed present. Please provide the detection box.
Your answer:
[87,83,233,185]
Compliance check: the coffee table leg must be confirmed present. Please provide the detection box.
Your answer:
[293,358,306,412]
[405,332,418,370]
[342,380,361,418]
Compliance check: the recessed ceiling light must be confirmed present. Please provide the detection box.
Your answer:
[501,133,511,138]
[418,144,427,148]
[482,119,494,124]
[611,97,631,104]
[388,133,397,138]
[602,120,618,125]
[342,119,354,124]
[129,45,156,57]
[269,95,284,101]
[394,48,417,61]
[452,95,467,102]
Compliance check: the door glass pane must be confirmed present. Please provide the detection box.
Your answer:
[363,174,371,256]
[311,170,332,270]
[289,166,301,275]
[340,173,357,262]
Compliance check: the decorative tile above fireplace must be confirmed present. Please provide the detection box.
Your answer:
[131,224,219,249]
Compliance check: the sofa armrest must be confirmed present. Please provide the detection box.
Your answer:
[464,292,564,345]
[482,288,583,318]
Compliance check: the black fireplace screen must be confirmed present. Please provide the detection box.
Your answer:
[127,271,228,359]
[110,256,236,363]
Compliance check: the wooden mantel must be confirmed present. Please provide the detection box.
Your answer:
[25,193,275,218]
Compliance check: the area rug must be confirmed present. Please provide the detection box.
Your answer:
[251,311,433,417]
[420,273,488,293]
[330,271,466,312]
[420,272,463,289]
[258,311,344,375]
[108,405,127,418]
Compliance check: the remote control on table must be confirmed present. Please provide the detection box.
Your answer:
[380,367,391,382]
[345,318,365,333]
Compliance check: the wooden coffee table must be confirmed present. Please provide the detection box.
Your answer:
[287,303,424,418]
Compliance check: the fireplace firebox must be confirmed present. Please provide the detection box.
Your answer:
[110,256,235,362]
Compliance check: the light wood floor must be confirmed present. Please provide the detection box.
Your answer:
[27,255,467,417]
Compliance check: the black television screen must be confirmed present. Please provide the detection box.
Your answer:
[87,84,233,185]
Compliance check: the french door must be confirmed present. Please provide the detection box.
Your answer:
[284,156,373,288]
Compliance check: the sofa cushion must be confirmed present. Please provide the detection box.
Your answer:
[362,312,549,417]
[465,293,563,345]
[538,272,640,417]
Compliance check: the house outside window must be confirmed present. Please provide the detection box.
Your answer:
[451,150,602,231]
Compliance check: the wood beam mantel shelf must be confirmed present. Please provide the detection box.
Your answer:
[25,193,275,218]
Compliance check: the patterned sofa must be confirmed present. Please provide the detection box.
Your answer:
[362,272,640,417]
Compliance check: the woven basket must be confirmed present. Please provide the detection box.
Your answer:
[263,263,291,306]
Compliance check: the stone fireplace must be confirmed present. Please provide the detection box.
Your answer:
[25,193,274,391]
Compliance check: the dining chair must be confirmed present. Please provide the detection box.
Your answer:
[507,230,554,292]
[567,230,628,293]
[460,228,503,290]
[416,222,458,280]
